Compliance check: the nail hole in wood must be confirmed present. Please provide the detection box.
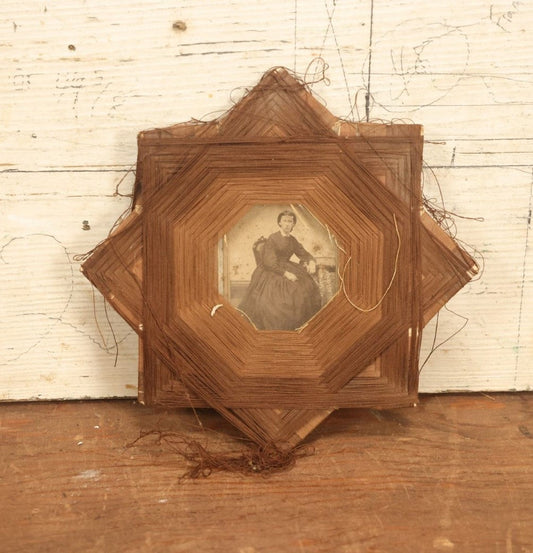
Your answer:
[172,20,187,31]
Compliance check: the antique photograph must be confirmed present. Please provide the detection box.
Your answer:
[219,204,339,330]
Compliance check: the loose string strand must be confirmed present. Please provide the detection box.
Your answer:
[419,305,469,374]
[338,213,401,312]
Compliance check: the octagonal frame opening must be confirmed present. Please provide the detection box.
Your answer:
[218,203,341,331]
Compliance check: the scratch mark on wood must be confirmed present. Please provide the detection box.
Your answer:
[74,469,101,480]
[518,425,532,439]
[176,48,283,58]
[490,1,524,33]
[323,0,353,119]
[367,21,471,112]
[0,233,132,366]
[13,72,32,91]
[0,234,74,364]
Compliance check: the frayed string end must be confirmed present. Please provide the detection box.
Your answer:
[127,430,315,479]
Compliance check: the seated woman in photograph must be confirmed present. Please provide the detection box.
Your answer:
[239,210,322,330]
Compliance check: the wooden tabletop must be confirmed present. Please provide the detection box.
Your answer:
[1,394,532,553]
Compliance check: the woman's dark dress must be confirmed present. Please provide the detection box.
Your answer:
[239,231,322,330]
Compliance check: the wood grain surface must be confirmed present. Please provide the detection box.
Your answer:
[1,394,532,552]
[1,1,532,399]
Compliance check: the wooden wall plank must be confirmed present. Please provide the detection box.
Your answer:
[420,166,532,391]
[0,172,138,400]
[1,0,532,399]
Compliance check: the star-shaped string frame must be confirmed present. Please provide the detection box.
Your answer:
[82,69,477,447]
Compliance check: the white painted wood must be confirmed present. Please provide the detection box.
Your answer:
[419,166,532,391]
[1,0,531,399]
[0,172,138,400]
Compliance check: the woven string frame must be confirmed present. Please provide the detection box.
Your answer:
[82,68,477,447]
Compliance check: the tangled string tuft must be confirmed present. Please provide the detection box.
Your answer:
[127,430,315,479]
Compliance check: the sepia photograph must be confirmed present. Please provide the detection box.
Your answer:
[219,204,339,330]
